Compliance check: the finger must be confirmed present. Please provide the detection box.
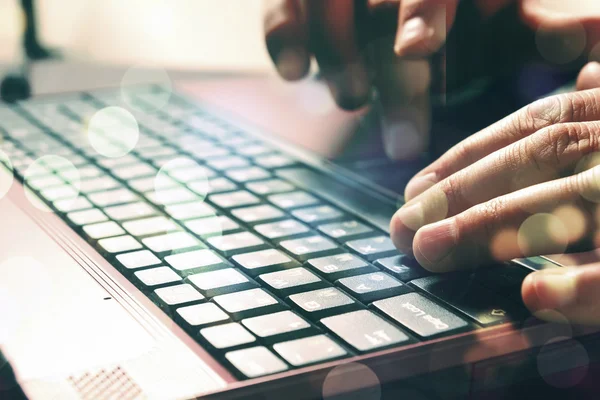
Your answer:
[577,62,600,91]
[308,0,371,110]
[394,0,459,57]
[393,120,600,252]
[404,89,600,201]
[367,0,401,13]
[396,165,600,272]
[264,0,311,81]
[522,265,600,325]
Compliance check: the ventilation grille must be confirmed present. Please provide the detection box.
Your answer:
[67,366,145,400]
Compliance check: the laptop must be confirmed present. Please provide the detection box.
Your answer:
[0,83,595,400]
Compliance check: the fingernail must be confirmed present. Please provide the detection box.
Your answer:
[395,17,432,55]
[415,219,457,264]
[383,121,426,160]
[405,172,438,202]
[394,202,424,231]
[533,272,578,309]
[276,46,309,81]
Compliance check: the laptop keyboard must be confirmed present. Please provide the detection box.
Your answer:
[0,86,538,380]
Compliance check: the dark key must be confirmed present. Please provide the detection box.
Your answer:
[280,235,340,261]
[373,293,470,339]
[225,346,289,378]
[410,275,529,326]
[207,232,268,256]
[472,265,532,300]
[268,191,319,210]
[176,303,230,329]
[200,322,256,350]
[321,310,410,352]
[231,205,285,224]
[254,219,310,241]
[288,287,359,319]
[241,311,314,343]
[291,205,344,225]
[246,179,294,195]
[375,255,431,282]
[259,267,328,296]
[345,236,398,261]
[187,268,257,297]
[153,284,204,311]
[336,272,411,303]
[209,190,260,208]
[165,249,231,276]
[213,288,285,320]
[273,335,347,367]
[226,167,271,183]
[133,266,182,290]
[318,220,374,241]
[232,249,300,276]
[307,253,377,281]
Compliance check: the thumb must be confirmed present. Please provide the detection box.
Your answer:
[522,264,600,325]
[577,62,600,91]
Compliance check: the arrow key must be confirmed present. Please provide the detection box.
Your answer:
[336,272,412,303]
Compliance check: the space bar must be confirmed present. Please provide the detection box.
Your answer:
[276,167,396,232]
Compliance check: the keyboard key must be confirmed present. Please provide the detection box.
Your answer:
[169,165,216,183]
[166,201,216,220]
[321,310,410,352]
[273,335,346,367]
[231,205,285,224]
[259,267,327,296]
[205,177,237,194]
[186,216,240,237]
[207,232,267,256]
[146,186,197,206]
[472,265,532,300]
[241,311,312,342]
[26,175,63,190]
[79,177,120,193]
[143,232,201,253]
[289,287,359,319]
[373,293,470,339]
[40,185,79,201]
[88,188,139,207]
[410,276,529,326]
[104,202,157,221]
[133,266,181,289]
[307,254,376,281]
[246,179,294,195]
[337,272,411,303]
[210,190,260,208]
[122,216,178,237]
[226,167,271,183]
[200,323,256,350]
[207,156,249,171]
[67,209,108,226]
[214,288,283,320]
[112,164,156,180]
[375,255,431,282]
[254,219,310,241]
[345,236,398,261]
[188,269,256,297]
[226,347,288,378]
[154,284,204,309]
[83,221,125,239]
[98,154,139,169]
[280,236,339,261]
[268,191,319,210]
[292,205,344,225]
[53,197,92,212]
[98,235,143,254]
[165,249,231,275]
[232,249,299,276]
[237,144,273,157]
[129,175,177,193]
[176,303,230,329]
[318,220,374,241]
[254,154,295,169]
[116,250,161,270]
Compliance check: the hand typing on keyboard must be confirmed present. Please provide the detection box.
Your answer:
[392,85,600,325]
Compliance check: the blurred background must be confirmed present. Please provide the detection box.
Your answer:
[0,0,271,72]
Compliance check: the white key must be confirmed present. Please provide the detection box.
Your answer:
[142,232,200,253]
[40,185,79,201]
[134,267,181,287]
[185,216,238,236]
[89,188,139,207]
[83,221,125,239]
[145,187,197,206]
[165,249,228,272]
[67,209,108,226]
[104,202,156,221]
[169,166,215,183]
[122,216,178,236]
[98,235,142,254]
[165,201,215,220]
[79,177,120,193]
[116,250,161,270]
[54,197,92,213]
[129,175,178,192]
[112,164,156,180]
[26,175,63,190]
